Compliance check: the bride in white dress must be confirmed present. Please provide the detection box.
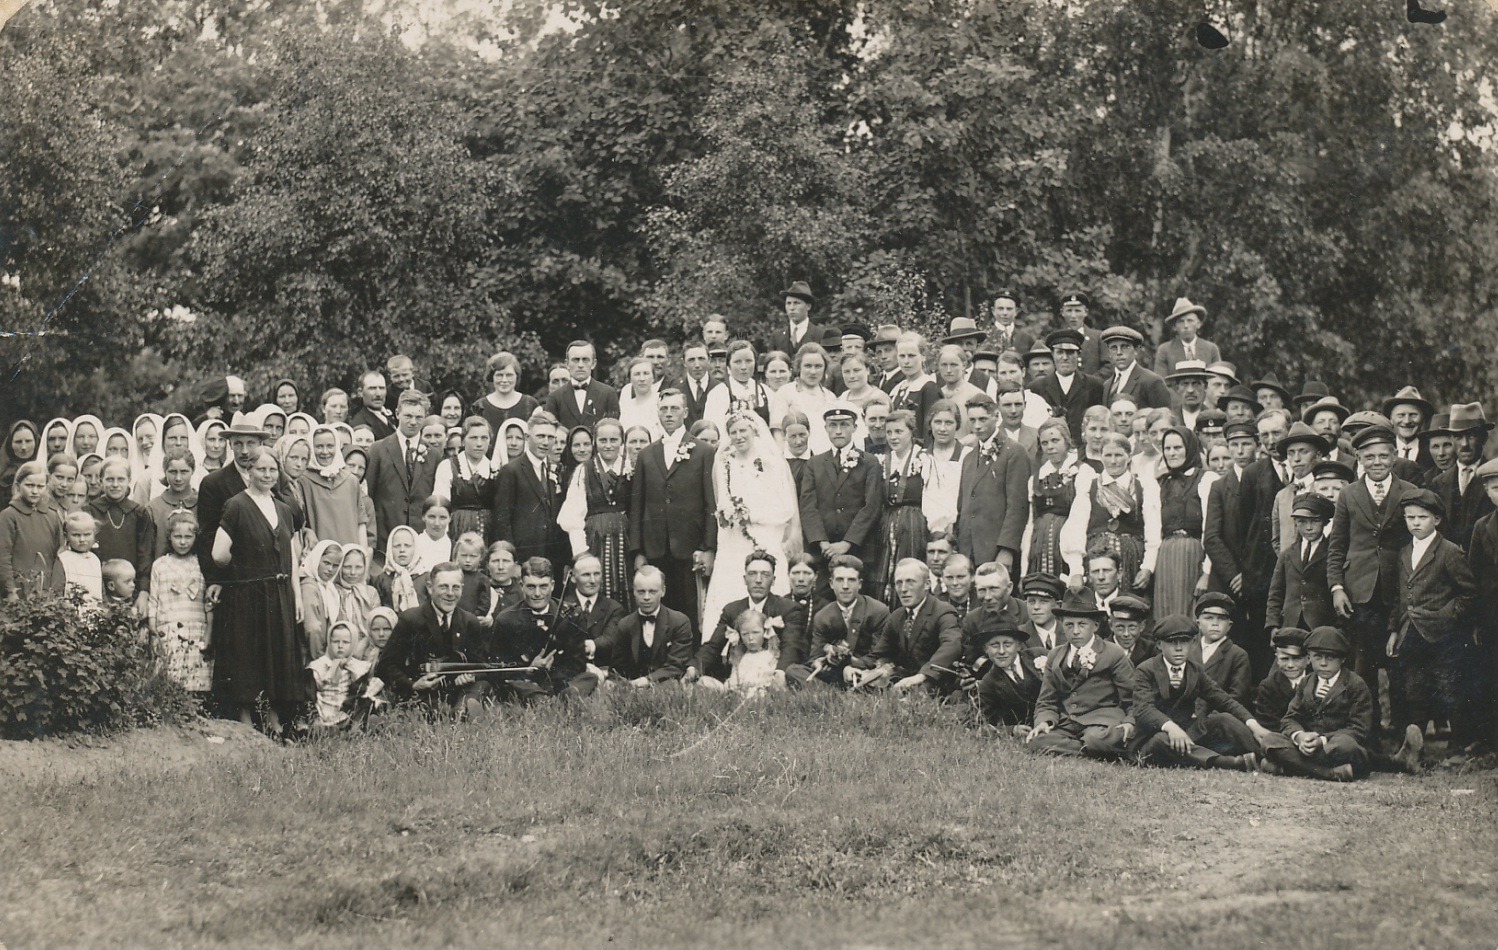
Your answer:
[699,411,803,637]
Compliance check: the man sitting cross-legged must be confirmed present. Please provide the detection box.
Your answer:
[1129,615,1272,772]
[488,557,598,704]
[1024,588,1137,759]
[852,558,962,694]
[787,555,889,688]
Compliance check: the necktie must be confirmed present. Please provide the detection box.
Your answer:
[438,612,449,635]
[1402,444,1414,461]
[1461,466,1472,495]
[902,611,916,651]
[405,441,416,480]
[541,461,553,501]
[1008,665,1022,683]
[1303,539,1315,563]
[1185,342,1195,360]
[581,598,593,616]
[1315,677,1331,699]
[1371,479,1387,506]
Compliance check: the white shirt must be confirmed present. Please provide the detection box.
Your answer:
[661,427,686,466]
[1165,661,1187,686]
[578,595,595,616]
[1200,637,1225,666]
[1314,670,1340,697]
[433,453,492,502]
[1058,469,1163,580]
[1055,371,1075,396]
[1366,474,1392,503]
[1396,438,1419,461]
[1111,362,1136,395]
[1033,621,1059,652]
[527,450,550,487]
[639,611,659,647]
[1410,532,1438,570]
[1064,634,1099,668]
[573,380,592,414]
[788,319,809,347]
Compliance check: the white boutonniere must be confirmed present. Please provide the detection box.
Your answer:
[764,615,785,632]
[838,446,861,471]
[1034,654,1048,672]
[1077,645,1098,673]
[673,440,695,465]
[412,443,428,465]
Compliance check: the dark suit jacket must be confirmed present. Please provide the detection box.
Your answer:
[1188,637,1254,710]
[1030,371,1105,445]
[1151,337,1222,378]
[876,369,907,395]
[873,596,962,680]
[569,593,625,656]
[798,448,883,552]
[1034,636,1136,728]
[1239,458,1287,594]
[1253,670,1305,732]
[1133,655,1253,736]
[695,594,808,676]
[375,603,485,697]
[769,321,828,359]
[628,436,717,560]
[953,436,1031,566]
[987,325,1035,358]
[1266,537,1334,631]
[543,380,621,431]
[808,595,888,664]
[1078,326,1105,376]
[348,405,395,441]
[1392,535,1476,645]
[1430,464,1494,551]
[1102,363,1172,411]
[1203,467,1247,592]
[490,598,591,678]
[365,433,440,550]
[490,453,565,564]
[1327,476,1415,605]
[598,606,695,682]
[977,655,1042,727]
[1467,511,1498,639]
[1282,669,1374,743]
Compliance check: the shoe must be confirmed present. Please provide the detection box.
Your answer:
[1331,764,1356,782]
[1237,752,1259,772]
[1395,724,1425,774]
[1259,758,1283,776]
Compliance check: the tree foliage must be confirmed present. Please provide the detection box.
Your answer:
[2,0,1496,424]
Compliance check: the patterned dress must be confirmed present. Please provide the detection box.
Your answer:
[148,553,212,692]
[579,459,633,608]
[873,450,930,602]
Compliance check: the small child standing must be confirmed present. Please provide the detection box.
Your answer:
[101,558,137,605]
[334,544,380,645]
[53,511,103,602]
[307,621,373,729]
[374,525,422,612]
[147,510,213,696]
[147,453,198,558]
[453,532,490,617]
[410,495,453,576]
[701,610,782,698]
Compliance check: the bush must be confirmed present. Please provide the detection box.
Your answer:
[0,588,198,740]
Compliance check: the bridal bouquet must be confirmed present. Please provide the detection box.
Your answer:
[719,494,752,532]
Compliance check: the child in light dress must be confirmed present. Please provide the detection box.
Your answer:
[307,621,374,728]
[700,610,782,698]
[410,495,453,576]
[53,510,103,602]
[146,510,213,696]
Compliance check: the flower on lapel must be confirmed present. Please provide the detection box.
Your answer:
[412,443,428,465]
[763,615,784,632]
[838,446,861,471]
[1034,654,1048,672]
[980,439,1000,465]
[673,440,695,465]
[1077,644,1097,673]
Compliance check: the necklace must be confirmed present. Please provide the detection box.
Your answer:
[105,504,126,530]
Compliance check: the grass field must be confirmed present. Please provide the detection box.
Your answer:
[1,689,1495,950]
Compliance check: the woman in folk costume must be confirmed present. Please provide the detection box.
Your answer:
[1152,426,1218,618]
[434,417,495,542]
[129,413,164,503]
[285,411,318,439]
[372,524,421,613]
[491,417,529,469]
[196,418,229,473]
[557,417,633,607]
[300,539,345,658]
[69,414,104,459]
[871,409,948,602]
[1,420,40,498]
[923,399,968,535]
[1060,432,1161,596]
[1021,418,1094,577]
[299,424,365,546]
[889,331,942,444]
[99,426,139,477]
[702,340,773,432]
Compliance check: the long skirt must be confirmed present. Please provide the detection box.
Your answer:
[1086,530,1146,598]
[585,510,632,609]
[874,505,928,602]
[1153,534,1206,619]
[213,576,309,706]
[450,507,490,544]
[1028,513,1067,578]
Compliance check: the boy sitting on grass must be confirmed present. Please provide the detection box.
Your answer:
[1108,594,1154,666]
[1025,588,1136,759]
[1253,628,1312,732]
[974,621,1041,734]
[1130,615,1270,771]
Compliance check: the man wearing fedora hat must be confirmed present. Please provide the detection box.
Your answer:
[1383,386,1435,468]
[1419,412,1456,479]
[1152,298,1221,378]
[196,421,290,595]
[1428,403,1495,550]
[942,317,995,394]
[1204,362,1237,410]
[1057,291,1106,377]
[1249,373,1292,413]
[1031,328,1105,445]
[1025,587,1136,759]
[869,324,906,394]
[1269,422,1328,555]
[1294,379,1332,416]
[1327,424,1417,744]
[1302,395,1355,466]
[769,281,828,359]
[987,291,1035,359]
[1100,325,1172,411]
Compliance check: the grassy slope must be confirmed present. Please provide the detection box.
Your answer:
[1,689,1494,950]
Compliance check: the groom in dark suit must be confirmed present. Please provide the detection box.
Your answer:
[954,394,1031,572]
[491,410,567,565]
[597,566,696,685]
[686,550,808,682]
[629,389,716,627]
[364,390,440,549]
[543,340,621,430]
[798,406,883,566]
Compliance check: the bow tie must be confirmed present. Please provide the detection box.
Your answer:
[639,612,658,622]
[573,383,590,392]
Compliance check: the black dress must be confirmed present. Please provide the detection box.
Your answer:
[444,455,493,541]
[213,493,308,706]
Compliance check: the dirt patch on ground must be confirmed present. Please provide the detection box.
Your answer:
[0,718,278,786]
